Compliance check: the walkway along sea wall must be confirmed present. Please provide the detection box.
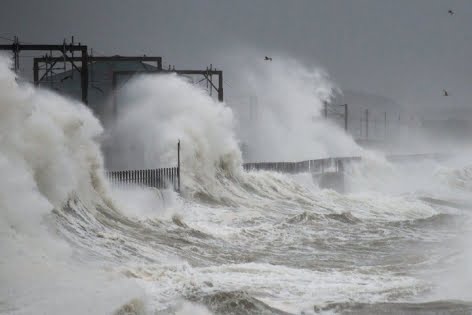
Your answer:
[242,153,449,193]
[243,157,361,175]
[242,153,449,175]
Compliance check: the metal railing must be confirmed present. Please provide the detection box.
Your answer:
[105,141,181,192]
[106,167,179,190]
[243,153,448,175]
[104,150,447,192]
[243,156,362,174]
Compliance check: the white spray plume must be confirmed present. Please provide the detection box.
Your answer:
[106,73,243,197]
[221,52,363,161]
[0,56,145,315]
[0,55,106,235]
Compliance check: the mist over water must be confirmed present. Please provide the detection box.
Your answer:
[225,55,363,161]
[2,53,472,315]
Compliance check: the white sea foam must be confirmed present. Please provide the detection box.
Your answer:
[0,56,146,315]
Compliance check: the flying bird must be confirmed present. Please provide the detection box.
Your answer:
[443,89,449,96]
[60,75,72,82]
[448,9,455,15]
[264,56,273,61]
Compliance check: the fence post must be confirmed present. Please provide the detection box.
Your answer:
[344,104,348,132]
[177,140,181,193]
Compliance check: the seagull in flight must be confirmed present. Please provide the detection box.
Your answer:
[60,75,72,82]
[264,56,273,61]
[448,9,455,15]
[443,89,449,96]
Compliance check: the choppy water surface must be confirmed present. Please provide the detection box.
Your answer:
[45,159,472,315]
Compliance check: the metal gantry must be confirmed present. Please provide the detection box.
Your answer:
[111,67,224,115]
[0,38,89,104]
[1,37,224,122]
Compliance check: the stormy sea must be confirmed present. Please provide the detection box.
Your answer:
[2,54,472,315]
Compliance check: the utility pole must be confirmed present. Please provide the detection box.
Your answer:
[218,71,223,102]
[360,112,363,138]
[13,36,19,73]
[344,104,348,132]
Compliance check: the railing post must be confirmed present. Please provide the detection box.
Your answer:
[177,140,181,193]
[344,104,348,132]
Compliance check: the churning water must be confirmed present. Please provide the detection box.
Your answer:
[1,55,472,315]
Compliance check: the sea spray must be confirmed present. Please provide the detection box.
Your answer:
[104,60,365,203]
[223,54,363,161]
[105,73,243,200]
[0,56,145,315]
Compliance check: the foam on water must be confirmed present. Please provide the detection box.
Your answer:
[121,261,424,314]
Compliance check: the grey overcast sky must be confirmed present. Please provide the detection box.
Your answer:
[1,0,472,111]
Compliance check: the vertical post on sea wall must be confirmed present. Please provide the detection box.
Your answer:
[177,140,181,193]
[218,71,224,102]
[33,59,39,86]
[344,104,348,132]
